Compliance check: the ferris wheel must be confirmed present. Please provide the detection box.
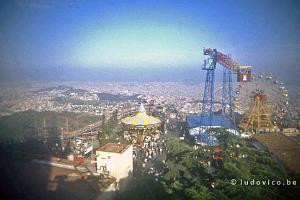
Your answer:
[235,72,289,129]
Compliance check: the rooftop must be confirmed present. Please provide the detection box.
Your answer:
[186,115,235,129]
[97,143,129,154]
[254,133,300,173]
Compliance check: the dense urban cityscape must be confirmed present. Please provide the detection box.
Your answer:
[0,77,299,126]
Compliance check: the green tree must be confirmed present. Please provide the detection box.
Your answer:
[161,128,298,200]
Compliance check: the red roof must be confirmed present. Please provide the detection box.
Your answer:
[214,147,224,153]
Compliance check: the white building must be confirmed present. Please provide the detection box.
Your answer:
[96,143,133,183]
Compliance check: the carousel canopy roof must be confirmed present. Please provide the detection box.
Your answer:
[121,103,161,127]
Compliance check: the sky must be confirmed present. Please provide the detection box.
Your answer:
[0,0,300,82]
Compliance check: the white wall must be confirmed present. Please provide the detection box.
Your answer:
[96,145,133,182]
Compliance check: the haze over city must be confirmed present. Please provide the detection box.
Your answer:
[0,0,299,82]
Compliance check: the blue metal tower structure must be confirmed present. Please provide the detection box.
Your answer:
[222,67,236,130]
[199,49,217,145]
[198,48,238,145]
[201,49,217,116]
[187,48,252,145]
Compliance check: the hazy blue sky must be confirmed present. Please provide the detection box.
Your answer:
[0,0,299,82]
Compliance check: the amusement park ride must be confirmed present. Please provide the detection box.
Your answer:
[239,91,277,133]
[200,48,252,144]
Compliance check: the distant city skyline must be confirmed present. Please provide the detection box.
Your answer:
[0,0,299,83]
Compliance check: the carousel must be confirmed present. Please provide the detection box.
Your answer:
[121,103,161,145]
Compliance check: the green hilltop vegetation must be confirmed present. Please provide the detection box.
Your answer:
[117,128,300,200]
[0,110,100,144]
